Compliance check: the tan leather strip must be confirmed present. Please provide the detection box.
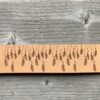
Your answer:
[0,44,99,73]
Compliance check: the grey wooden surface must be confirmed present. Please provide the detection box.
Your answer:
[0,74,100,100]
[0,0,100,100]
[0,0,100,44]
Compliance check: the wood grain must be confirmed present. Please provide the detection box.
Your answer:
[0,75,100,100]
[0,0,99,99]
[0,0,99,44]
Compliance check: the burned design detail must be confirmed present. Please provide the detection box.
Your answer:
[3,45,98,72]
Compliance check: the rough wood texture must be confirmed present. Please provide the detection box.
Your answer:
[0,75,100,100]
[0,0,100,44]
[0,0,100,99]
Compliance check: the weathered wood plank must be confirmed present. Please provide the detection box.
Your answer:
[0,0,99,100]
[0,75,99,100]
[0,0,99,44]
